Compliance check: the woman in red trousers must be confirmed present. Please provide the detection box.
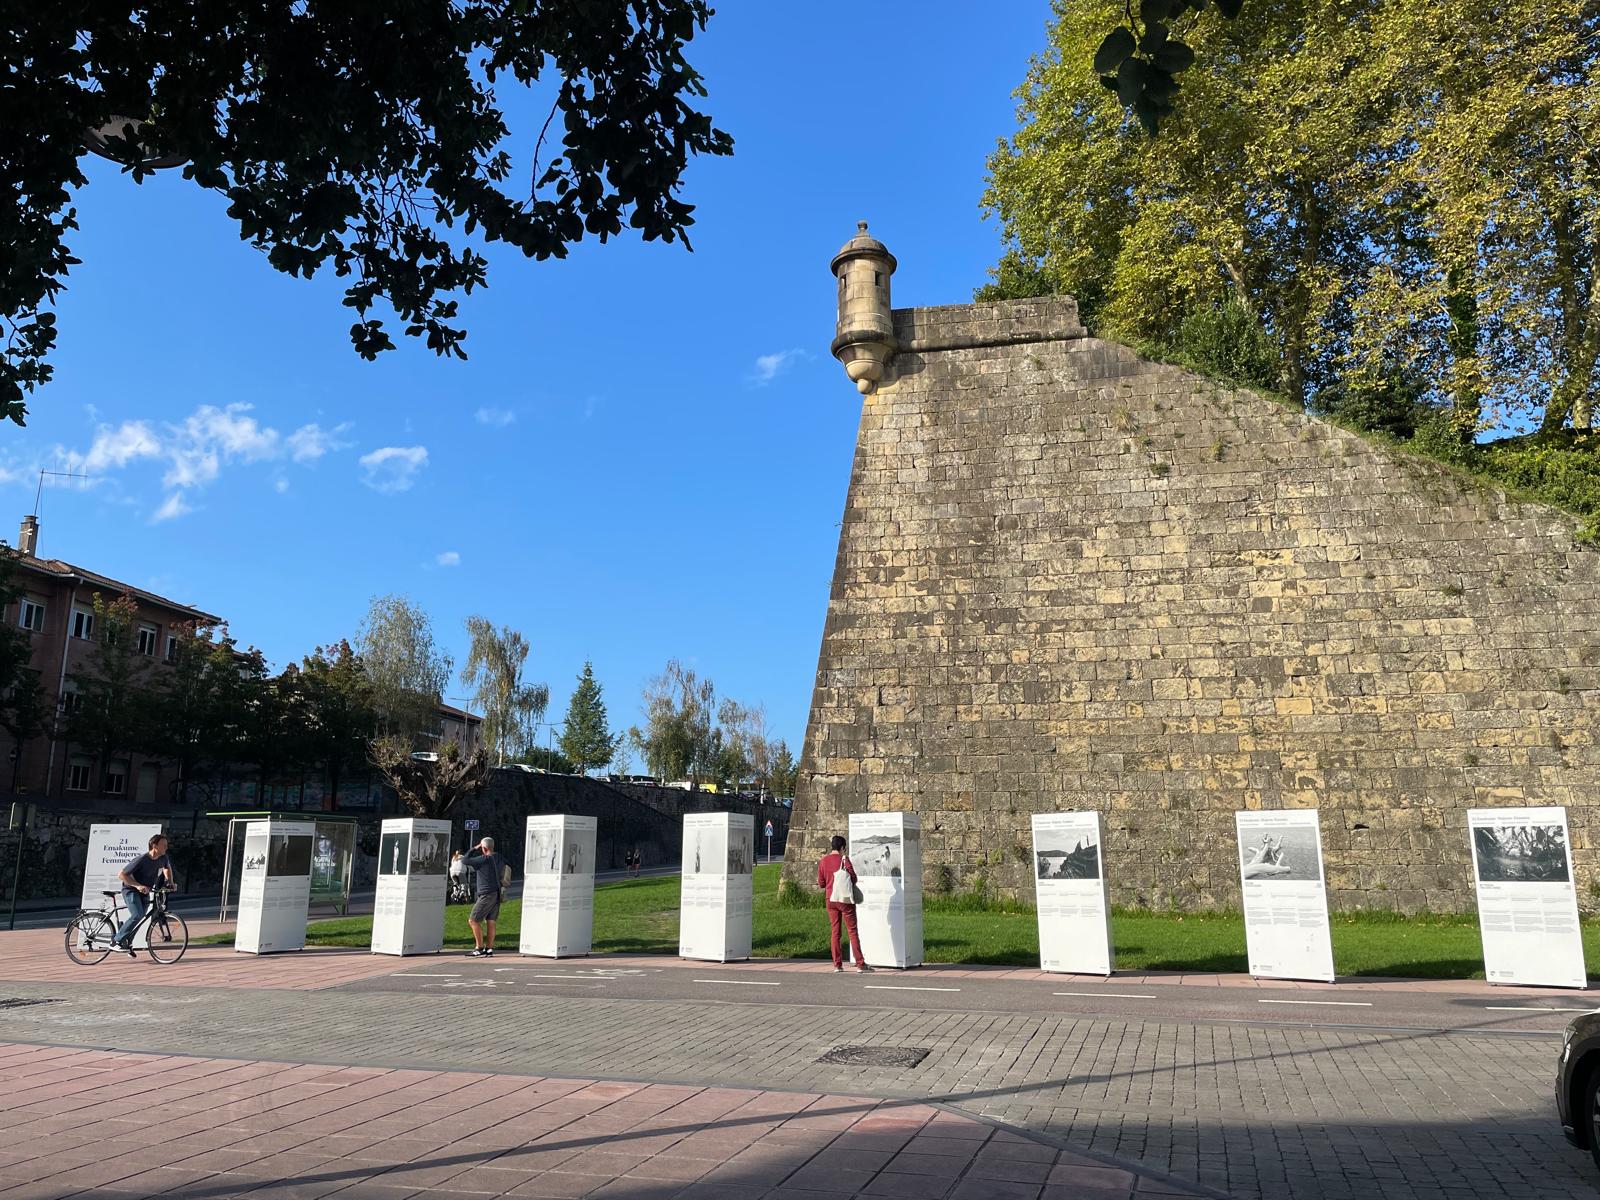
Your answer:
[817,835,871,972]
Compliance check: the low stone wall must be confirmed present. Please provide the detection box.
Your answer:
[3,772,792,906]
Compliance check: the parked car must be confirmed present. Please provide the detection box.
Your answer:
[1558,1011,1600,1168]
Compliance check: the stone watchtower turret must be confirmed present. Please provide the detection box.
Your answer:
[830,222,897,394]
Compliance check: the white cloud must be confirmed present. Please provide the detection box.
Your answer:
[359,445,428,493]
[81,421,163,473]
[475,407,516,427]
[273,477,290,494]
[62,403,348,510]
[152,493,191,523]
[750,349,807,385]
[435,550,461,567]
[287,422,353,463]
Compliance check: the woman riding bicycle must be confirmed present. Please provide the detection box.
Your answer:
[115,833,173,957]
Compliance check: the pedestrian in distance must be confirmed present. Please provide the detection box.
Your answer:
[461,836,510,957]
[115,833,174,957]
[817,835,869,973]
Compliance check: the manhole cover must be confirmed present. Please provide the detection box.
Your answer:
[817,1045,930,1068]
[0,998,63,1010]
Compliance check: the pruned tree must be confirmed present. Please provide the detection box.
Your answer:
[4,2,732,424]
[557,661,620,774]
[369,735,488,819]
[461,616,547,765]
[357,595,452,742]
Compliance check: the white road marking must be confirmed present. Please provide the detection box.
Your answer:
[1053,991,1157,1000]
[1484,1005,1594,1013]
[864,985,961,993]
[1258,999,1372,1007]
[403,973,461,978]
[693,979,781,987]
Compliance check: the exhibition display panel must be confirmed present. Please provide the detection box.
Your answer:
[80,823,163,950]
[849,811,923,969]
[521,814,598,958]
[370,817,452,956]
[678,812,754,962]
[236,819,315,954]
[1469,806,1586,988]
[1235,809,1334,982]
[1031,811,1112,975]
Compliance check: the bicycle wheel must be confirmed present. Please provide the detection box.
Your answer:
[144,910,188,964]
[65,912,115,965]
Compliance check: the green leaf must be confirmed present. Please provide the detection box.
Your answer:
[1215,0,1243,17]
[1140,0,1176,24]
[1116,57,1148,108]
[1153,41,1196,73]
[1093,27,1138,75]
[1140,21,1169,54]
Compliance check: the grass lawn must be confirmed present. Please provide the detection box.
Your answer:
[202,864,1600,980]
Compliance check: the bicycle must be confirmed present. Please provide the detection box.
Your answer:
[65,886,188,965]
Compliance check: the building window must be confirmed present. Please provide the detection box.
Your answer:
[104,762,127,796]
[18,600,43,633]
[66,758,91,792]
[164,634,179,664]
[61,689,82,715]
[72,606,94,640]
[137,624,158,657]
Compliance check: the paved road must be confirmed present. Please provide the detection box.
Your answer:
[0,956,1590,1200]
[343,958,1595,1037]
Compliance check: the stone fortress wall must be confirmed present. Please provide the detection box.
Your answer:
[784,243,1600,914]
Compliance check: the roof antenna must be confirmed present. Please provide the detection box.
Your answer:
[33,468,89,518]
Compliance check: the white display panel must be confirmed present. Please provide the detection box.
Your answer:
[1235,809,1334,982]
[80,824,164,950]
[521,814,598,958]
[1469,806,1586,988]
[371,818,452,956]
[236,820,315,954]
[678,812,754,962]
[849,812,923,969]
[1032,811,1113,975]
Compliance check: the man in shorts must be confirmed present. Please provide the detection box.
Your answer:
[462,836,508,957]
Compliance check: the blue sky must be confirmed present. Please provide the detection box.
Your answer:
[7,3,1052,760]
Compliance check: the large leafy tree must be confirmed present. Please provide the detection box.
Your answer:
[357,594,452,742]
[557,660,620,774]
[985,0,1600,430]
[629,659,715,782]
[0,553,45,790]
[291,641,378,810]
[461,616,547,765]
[3,2,732,425]
[63,592,152,795]
[143,621,259,805]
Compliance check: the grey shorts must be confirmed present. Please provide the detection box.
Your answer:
[470,892,501,921]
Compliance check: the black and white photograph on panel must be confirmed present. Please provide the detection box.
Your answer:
[1239,824,1322,882]
[562,836,585,875]
[410,830,448,877]
[378,831,411,877]
[269,833,314,878]
[242,834,268,873]
[1035,828,1101,881]
[685,822,728,875]
[527,827,560,874]
[1474,823,1571,883]
[727,826,753,875]
[853,832,903,878]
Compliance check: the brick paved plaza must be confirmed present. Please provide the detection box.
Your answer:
[0,928,1589,1199]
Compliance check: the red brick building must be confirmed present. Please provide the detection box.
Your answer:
[2,515,219,805]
